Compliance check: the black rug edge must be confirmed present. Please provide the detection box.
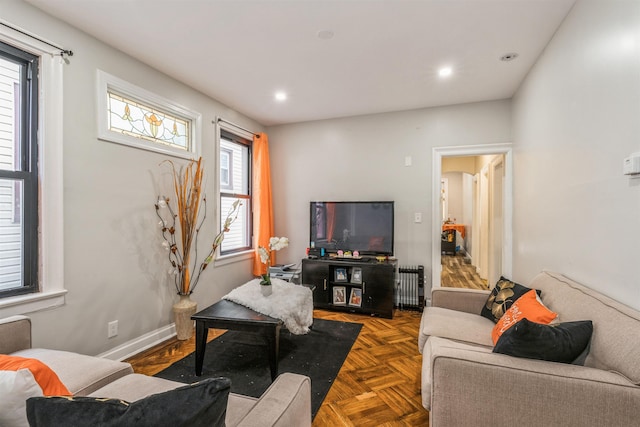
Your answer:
[154,317,363,419]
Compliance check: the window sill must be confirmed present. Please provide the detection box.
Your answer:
[0,290,67,318]
[215,249,254,267]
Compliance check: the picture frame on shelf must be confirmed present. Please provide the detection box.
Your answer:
[333,286,347,305]
[349,288,362,307]
[334,267,348,282]
[351,267,362,284]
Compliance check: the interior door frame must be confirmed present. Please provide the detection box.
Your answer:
[488,156,505,287]
[431,143,513,292]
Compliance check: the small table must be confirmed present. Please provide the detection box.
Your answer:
[191,300,283,381]
[442,223,465,238]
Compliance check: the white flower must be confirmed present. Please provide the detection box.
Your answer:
[168,268,177,275]
[259,236,288,268]
[157,197,167,208]
[270,237,289,251]
[157,220,165,229]
[258,247,270,264]
[162,241,170,251]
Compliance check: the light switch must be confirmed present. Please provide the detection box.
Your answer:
[414,212,422,223]
[405,156,412,167]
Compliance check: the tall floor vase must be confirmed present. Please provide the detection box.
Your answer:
[173,294,197,340]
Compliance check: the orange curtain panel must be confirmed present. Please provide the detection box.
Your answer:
[252,132,275,276]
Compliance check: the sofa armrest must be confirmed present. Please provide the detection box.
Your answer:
[431,287,490,314]
[235,373,311,427]
[430,345,640,426]
[0,315,32,354]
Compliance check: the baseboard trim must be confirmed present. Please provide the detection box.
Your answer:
[97,323,177,361]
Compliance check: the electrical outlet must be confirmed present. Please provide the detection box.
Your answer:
[107,320,118,338]
[414,212,422,223]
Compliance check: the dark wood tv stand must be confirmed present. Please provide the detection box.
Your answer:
[301,257,397,318]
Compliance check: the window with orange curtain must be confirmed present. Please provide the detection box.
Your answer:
[219,129,252,255]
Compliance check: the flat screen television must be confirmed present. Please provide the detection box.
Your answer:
[310,201,394,256]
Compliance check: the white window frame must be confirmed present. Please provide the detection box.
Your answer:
[215,119,254,264]
[0,23,66,316]
[96,70,202,159]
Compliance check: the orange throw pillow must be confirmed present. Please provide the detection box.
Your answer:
[0,355,71,396]
[492,290,558,345]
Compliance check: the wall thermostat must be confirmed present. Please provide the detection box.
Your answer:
[623,153,640,175]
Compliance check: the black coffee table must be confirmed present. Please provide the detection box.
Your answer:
[191,299,283,381]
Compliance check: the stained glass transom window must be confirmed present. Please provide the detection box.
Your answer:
[107,91,190,150]
[97,70,201,159]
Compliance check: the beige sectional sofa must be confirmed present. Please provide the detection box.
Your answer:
[419,271,640,427]
[1,315,311,426]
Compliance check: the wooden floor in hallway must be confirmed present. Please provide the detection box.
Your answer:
[440,253,488,290]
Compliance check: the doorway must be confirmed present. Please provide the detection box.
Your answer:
[431,144,513,295]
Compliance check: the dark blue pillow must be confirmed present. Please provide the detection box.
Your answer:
[493,318,593,365]
[26,377,230,427]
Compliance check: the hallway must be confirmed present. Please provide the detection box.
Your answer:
[441,253,488,290]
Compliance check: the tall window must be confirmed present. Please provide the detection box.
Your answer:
[220,130,251,254]
[0,41,39,298]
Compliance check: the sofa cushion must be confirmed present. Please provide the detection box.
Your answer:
[87,373,184,401]
[481,276,535,323]
[493,318,593,364]
[26,377,231,427]
[13,348,133,396]
[421,336,492,410]
[421,306,494,350]
[87,372,258,427]
[491,290,557,344]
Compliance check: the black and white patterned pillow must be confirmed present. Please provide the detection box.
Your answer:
[481,276,539,323]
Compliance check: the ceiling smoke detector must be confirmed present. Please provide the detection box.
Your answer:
[317,30,334,40]
[500,52,519,62]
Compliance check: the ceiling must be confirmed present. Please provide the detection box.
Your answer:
[26,0,576,126]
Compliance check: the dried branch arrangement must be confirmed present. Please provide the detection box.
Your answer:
[155,157,241,295]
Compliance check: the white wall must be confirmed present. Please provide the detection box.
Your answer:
[512,0,640,309]
[267,100,512,281]
[442,172,463,222]
[3,1,260,355]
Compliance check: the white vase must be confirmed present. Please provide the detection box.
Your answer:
[173,294,197,340]
[261,284,273,297]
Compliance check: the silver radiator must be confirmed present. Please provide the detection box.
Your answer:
[395,265,424,311]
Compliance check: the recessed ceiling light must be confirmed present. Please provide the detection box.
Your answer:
[500,52,519,62]
[317,30,334,40]
[438,67,452,78]
[275,91,287,101]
